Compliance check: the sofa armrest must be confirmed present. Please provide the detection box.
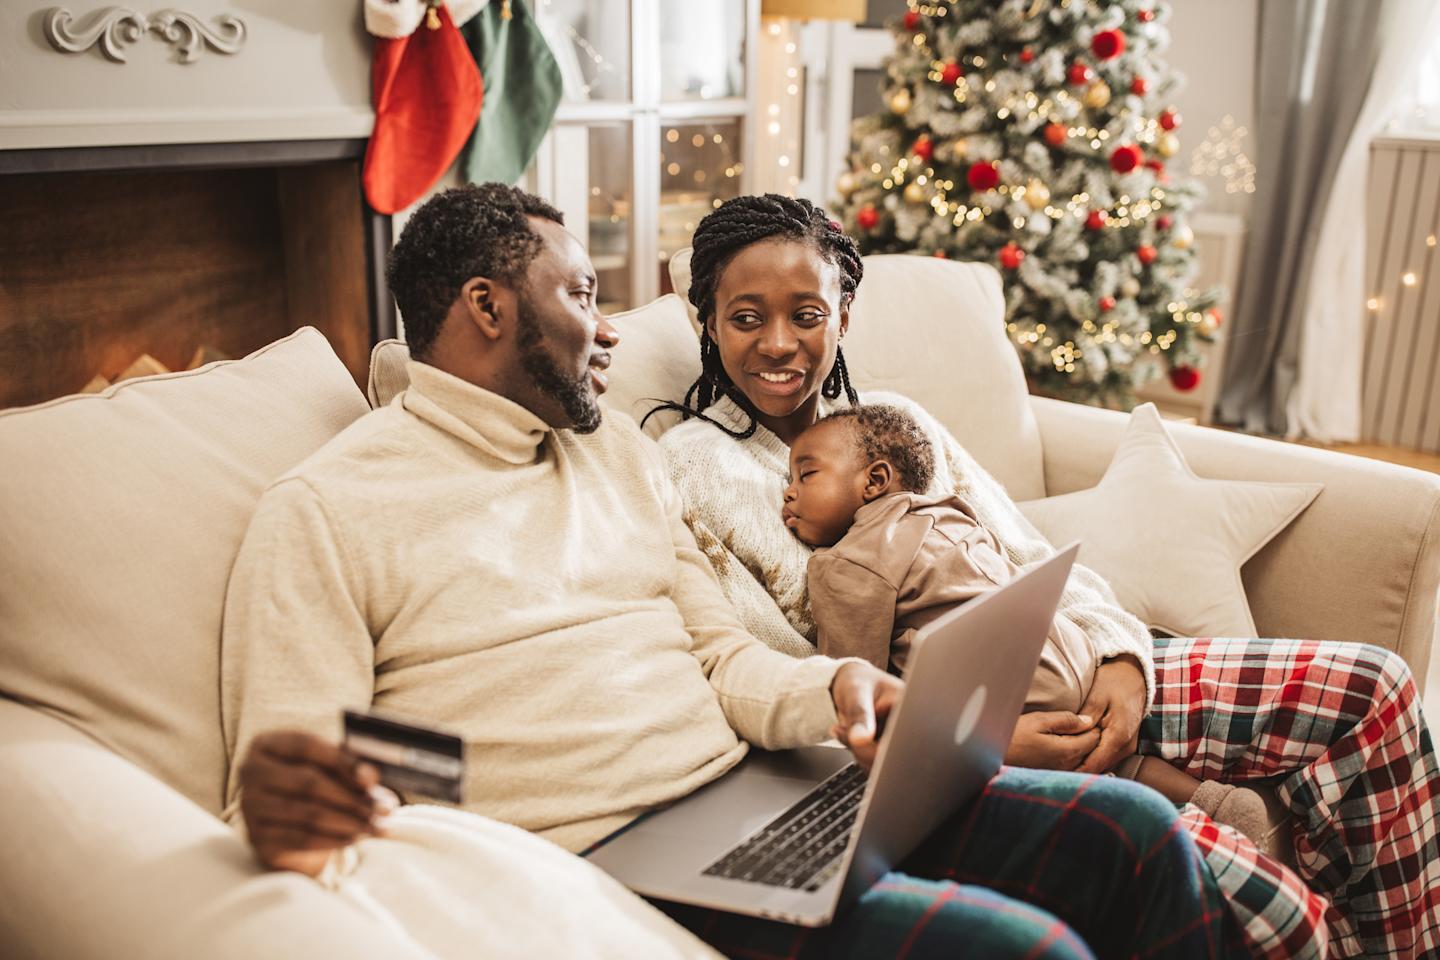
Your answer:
[1029,396,1440,686]
[0,698,429,960]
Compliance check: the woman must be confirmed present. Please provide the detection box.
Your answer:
[656,194,1440,960]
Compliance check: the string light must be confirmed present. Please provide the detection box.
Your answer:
[1190,115,1256,194]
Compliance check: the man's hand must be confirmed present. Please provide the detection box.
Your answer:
[830,662,903,770]
[1074,655,1148,775]
[1004,711,1101,770]
[238,730,397,876]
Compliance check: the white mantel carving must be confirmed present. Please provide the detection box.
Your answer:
[42,7,247,64]
[1,2,373,150]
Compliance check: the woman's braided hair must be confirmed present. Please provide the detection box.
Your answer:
[645,194,864,438]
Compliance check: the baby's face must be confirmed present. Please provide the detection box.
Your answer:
[782,420,869,547]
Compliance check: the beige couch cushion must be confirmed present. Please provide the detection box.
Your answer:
[669,249,1045,501]
[1020,403,1324,639]
[0,328,368,815]
[368,295,703,439]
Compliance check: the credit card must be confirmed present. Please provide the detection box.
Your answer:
[343,708,465,804]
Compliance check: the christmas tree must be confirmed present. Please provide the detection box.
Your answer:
[834,0,1222,405]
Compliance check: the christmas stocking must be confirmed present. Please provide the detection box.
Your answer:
[362,0,489,214]
[461,0,563,186]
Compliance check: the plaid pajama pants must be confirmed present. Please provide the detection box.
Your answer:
[649,767,1244,960]
[1143,637,1440,960]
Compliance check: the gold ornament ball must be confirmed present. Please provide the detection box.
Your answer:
[889,88,912,115]
[1083,80,1112,110]
[951,136,970,161]
[1198,316,1218,337]
[1120,277,1141,298]
[1024,178,1051,211]
[1171,223,1194,250]
[1157,133,1180,158]
[903,180,926,204]
[836,170,858,197]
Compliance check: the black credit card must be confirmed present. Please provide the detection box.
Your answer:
[343,708,465,804]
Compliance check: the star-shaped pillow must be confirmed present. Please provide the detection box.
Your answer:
[1019,403,1323,639]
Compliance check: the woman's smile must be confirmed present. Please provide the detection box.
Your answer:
[750,368,807,396]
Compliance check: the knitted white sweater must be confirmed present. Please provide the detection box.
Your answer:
[659,391,1156,705]
[222,362,847,854]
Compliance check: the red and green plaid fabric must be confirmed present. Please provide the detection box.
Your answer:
[652,767,1245,960]
[1144,637,1440,960]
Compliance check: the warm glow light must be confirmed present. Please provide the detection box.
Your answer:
[1428,235,1438,247]
[778,155,791,167]
[665,129,679,143]
[1367,297,1381,311]
[768,121,781,135]
[1402,272,1418,286]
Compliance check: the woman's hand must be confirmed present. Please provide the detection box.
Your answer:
[830,662,903,771]
[1074,655,1148,775]
[1005,711,1102,770]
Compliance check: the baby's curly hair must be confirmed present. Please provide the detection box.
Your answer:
[820,404,935,493]
[386,183,564,359]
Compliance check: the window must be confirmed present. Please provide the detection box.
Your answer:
[1391,30,1440,132]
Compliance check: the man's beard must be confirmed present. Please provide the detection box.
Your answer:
[516,299,602,434]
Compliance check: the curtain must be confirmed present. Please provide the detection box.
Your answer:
[1216,0,1440,437]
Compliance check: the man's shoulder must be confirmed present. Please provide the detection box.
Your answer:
[272,402,421,492]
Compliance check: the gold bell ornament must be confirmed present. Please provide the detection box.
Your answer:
[1157,133,1180,158]
[904,180,926,204]
[1083,81,1112,110]
[1023,178,1051,211]
[889,88,912,115]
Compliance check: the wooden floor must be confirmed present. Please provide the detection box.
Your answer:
[1300,441,1440,476]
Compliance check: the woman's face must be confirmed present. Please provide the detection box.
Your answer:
[706,238,849,445]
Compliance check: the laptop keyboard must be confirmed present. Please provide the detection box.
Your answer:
[702,762,866,892]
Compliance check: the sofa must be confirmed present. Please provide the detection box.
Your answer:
[3,253,1438,957]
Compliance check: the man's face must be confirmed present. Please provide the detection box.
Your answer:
[782,419,870,547]
[509,218,618,434]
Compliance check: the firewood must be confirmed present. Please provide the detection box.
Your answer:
[186,345,229,370]
[114,354,169,383]
[80,375,111,394]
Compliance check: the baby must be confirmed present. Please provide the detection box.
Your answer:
[783,404,1268,842]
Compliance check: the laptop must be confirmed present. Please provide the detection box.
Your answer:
[587,543,1080,927]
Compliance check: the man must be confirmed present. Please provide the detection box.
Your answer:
[221,183,1235,959]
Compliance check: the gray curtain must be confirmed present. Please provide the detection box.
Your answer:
[1217,0,1389,434]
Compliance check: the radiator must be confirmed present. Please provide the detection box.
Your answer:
[1363,137,1440,453]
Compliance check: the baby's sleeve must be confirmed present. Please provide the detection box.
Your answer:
[807,554,899,672]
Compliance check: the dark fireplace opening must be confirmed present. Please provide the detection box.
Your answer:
[0,140,392,410]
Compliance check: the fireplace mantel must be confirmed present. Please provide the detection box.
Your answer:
[0,2,374,151]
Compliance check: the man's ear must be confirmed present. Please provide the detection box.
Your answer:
[862,459,894,501]
[460,277,504,341]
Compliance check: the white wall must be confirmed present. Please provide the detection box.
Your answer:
[1165,0,1258,219]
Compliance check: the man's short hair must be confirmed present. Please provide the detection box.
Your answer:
[820,404,936,493]
[386,183,564,358]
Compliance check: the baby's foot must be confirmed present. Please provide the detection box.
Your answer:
[1191,780,1271,851]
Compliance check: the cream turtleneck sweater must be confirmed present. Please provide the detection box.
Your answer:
[221,361,847,853]
[658,391,1156,705]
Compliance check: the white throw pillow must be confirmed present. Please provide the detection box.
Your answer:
[367,295,702,439]
[1019,403,1324,639]
[0,328,369,814]
[670,247,1046,500]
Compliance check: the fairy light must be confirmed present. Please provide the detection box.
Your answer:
[1190,115,1256,194]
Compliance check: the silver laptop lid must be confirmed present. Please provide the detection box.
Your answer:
[835,543,1081,911]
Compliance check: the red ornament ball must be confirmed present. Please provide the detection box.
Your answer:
[1168,365,1201,392]
[913,134,933,162]
[1156,214,1174,231]
[999,243,1026,270]
[1110,144,1144,174]
[940,60,964,86]
[1085,209,1108,231]
[1091,29,1126,61]
[1099,296,1116,312]
[1138,8,1155,22]
[966,160,1000,192]
[1019,47,1035,64]
[1206,307,1224,328]
[1043,122,1069,147]
[1131,76,1149,95]
[1136,244,1158,265]
[1067,61,1093,86]
[903,9,920,30]
[1159,109,1181,131]
[857,204,879,230]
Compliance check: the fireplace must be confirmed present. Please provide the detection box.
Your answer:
[0,138,393,409]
